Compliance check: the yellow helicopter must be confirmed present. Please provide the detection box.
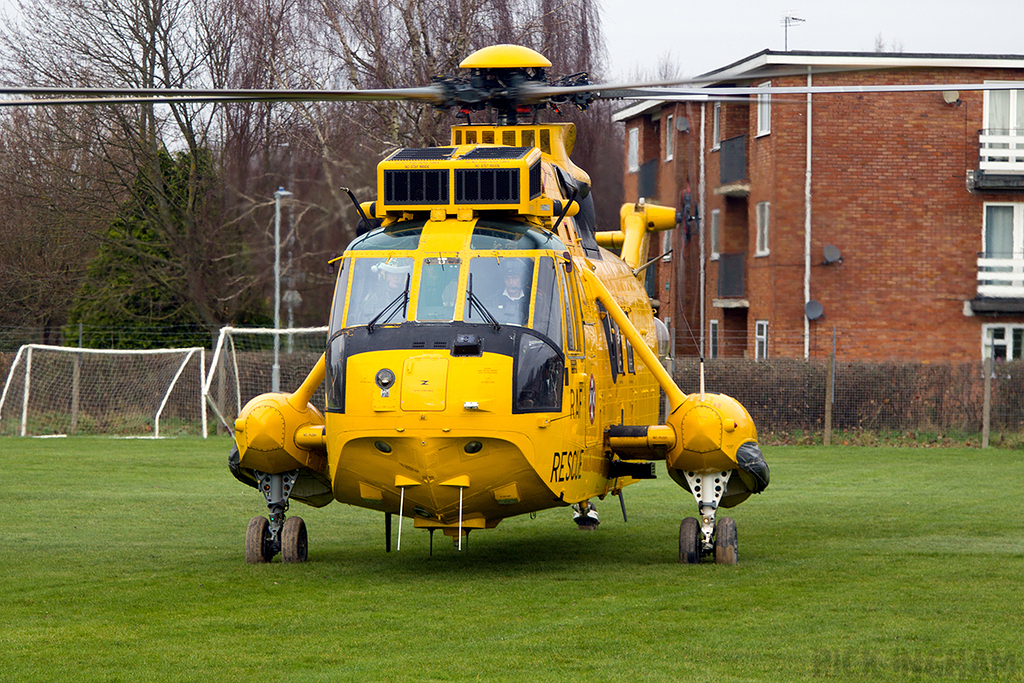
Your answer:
[219,44,771,565]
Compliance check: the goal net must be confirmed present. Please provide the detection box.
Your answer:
[204,326,328,434]
[0,344,207,437]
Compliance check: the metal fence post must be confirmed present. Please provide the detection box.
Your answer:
[982,357,991,449]
[824,327,834,446]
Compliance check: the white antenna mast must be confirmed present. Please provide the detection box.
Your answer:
[781,12,805,51]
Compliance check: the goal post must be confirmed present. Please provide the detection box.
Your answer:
[0,344,207,438]
[204,326,328,434]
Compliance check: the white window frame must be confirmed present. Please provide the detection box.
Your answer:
[981,84,1024,170]
[980,202,1024,296]
[982,323,1024,361]
[756,81,771,136]
[755,201,770,256]
[982,84,1024,134]
[665,114,674,161]
[983,202,1024,257]
[755,320,769,359]
[710,209,721,260]
[627,127,639,173]
[709,319,719,359]
[712,102,721,150]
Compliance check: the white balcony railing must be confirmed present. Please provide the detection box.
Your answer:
[977,254,1024,297]
[979,131,1024,173]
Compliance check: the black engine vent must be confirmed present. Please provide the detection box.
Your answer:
[454,168,519,204]
[384,169,449,204]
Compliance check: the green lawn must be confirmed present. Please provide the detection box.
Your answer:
[1,438,1022,682]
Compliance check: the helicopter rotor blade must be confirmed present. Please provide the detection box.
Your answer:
[0,85,448,108]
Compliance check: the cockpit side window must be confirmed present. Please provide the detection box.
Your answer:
[531,256,562,346]
[328,257,349,336]
[554,167,601,259]
[558,263,583,355]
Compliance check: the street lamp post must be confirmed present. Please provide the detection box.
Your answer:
[273,187,293,392]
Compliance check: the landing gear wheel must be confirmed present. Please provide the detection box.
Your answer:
[679,517,701,564]
[245,516,273,564]
[714,516,738,565]
[281,516,308,563]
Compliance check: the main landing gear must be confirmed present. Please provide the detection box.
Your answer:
[245,470,309,564]
[678,470,739,565]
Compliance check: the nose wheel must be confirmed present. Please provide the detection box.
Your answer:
[245,470,309,564]
[679,516,738,564]
[679,470,739,565]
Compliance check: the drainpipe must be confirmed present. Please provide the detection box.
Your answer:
[699,103,707,357]
[803,70,813,360]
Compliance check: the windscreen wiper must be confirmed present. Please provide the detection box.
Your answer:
[367,274,410,333]
[465,273,500,332]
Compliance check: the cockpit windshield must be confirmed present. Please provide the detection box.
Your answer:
[332,220,567,348]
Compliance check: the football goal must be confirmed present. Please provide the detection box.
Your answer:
[0,344,207,437]
[203,326,328,434]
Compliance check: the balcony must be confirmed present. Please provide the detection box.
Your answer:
[973,253,1024,314]
[713,252,748,308]
[715,135,749,197]
[969,130,1024,192]
[978,253,1024,297]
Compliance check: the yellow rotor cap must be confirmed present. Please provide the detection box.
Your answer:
[460,44,552,69]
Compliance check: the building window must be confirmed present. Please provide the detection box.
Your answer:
[981,203,1024,295]
[984,324,1024,360]
[984,203,1023,257]
[709,320,719,359]
[981,85,1024,170]
[755,201,770,256]
[665,114,674,161]
[755,320,768,359]
[710,209,721,260]
[712,102,721,149]
[627,127,639,173]
[757,82,771,136]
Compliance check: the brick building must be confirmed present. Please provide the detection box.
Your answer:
[613,51,1024,362]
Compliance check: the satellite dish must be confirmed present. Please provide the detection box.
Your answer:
[675,116,690,133]
[823,244,842,264]
[805,300,824,321]
[942,90,960,105]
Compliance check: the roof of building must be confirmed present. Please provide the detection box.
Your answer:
[612,50,1024,123]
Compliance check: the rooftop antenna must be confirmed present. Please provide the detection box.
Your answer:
[781,12,805,51]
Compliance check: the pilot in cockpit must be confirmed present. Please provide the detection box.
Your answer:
[359,258,410,320]
[491,259,530,325]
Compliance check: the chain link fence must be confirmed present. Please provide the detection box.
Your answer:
[4,327,1023,446]
[673,357,1024,447]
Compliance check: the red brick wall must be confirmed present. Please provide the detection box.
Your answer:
[684,66,1024,362]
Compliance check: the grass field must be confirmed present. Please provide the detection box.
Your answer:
[1,437,1022,682]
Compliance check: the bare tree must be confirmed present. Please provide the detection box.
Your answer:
[0,0,624,339]
[0,0,280,342]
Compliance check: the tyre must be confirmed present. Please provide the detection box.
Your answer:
[281,516,308,563]
[246,516,273,564]
[714,516,738,565]
[679,517,701,564]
